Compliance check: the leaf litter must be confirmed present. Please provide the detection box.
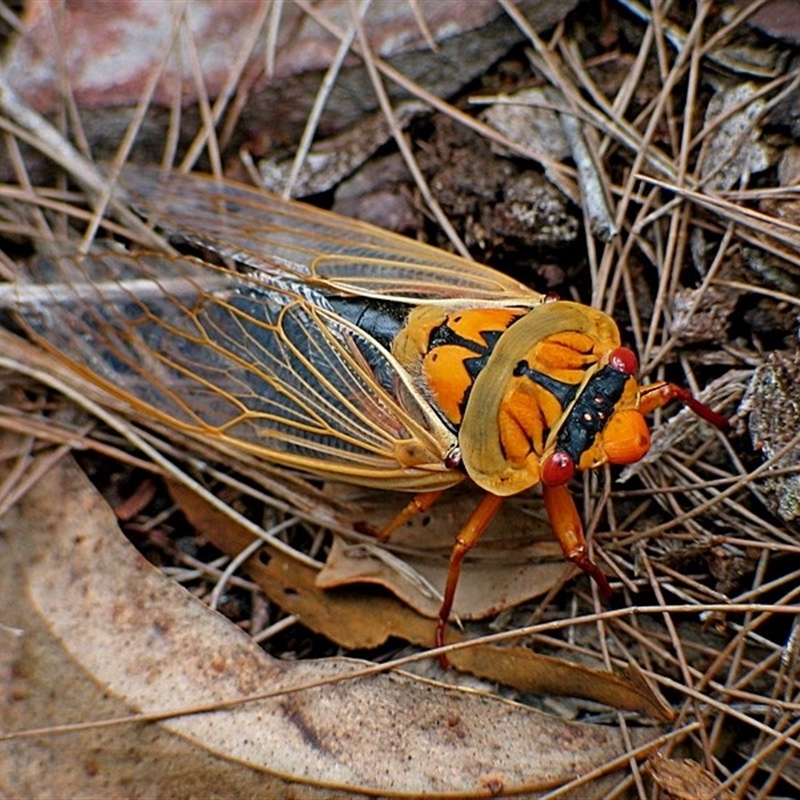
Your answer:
[0,1,799,797]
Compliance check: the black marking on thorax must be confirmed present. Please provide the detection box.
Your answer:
[553,364,629,462]
[513,360,581,411]
[427,322,505,381]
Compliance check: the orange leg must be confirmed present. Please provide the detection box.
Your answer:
[375,490,445,542]
[436,493,505,660]
[639,381,729,430]
[542,483,611,597]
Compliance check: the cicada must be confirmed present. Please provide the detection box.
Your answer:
[13,166,729,647]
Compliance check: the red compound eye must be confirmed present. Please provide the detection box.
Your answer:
[608,346,638,375]
[541,451,575,486]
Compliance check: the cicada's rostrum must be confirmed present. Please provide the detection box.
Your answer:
[12,166,730,648]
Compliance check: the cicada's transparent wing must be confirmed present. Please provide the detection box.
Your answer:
[15,251,460,491]
[117,166,542,303]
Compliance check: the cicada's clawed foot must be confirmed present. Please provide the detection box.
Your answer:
[542,482,612,597]
[566,545,612,598]
[435,617,449,669]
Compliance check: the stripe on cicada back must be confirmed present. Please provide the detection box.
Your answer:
[392,306,528,429]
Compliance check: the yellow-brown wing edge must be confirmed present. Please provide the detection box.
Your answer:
[116,165,544,304]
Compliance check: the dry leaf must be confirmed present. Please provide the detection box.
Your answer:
[0,442,663,797]
[646,753,736,800]
[170,480,675,720]
[316,484,566,619]
[318,533,568,620]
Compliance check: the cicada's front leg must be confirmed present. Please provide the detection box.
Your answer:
[639,382,730,430]
[542,483,612,597]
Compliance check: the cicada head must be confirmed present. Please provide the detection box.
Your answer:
[459,301,653,495]
[537,344,651,487]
